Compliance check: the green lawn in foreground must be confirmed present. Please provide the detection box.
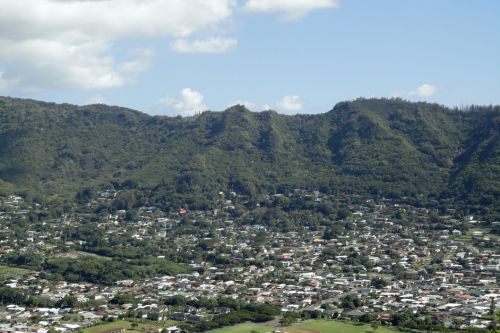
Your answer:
[204,322,275,333]
[288,320,396,333]
[83,320,173,333]
[205,320,398,333]
[83,320,132,333]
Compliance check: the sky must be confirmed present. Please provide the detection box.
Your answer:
[0,0,499,116]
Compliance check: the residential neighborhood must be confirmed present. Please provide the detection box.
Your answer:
[0,191,499,332]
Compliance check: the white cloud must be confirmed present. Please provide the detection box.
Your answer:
[0,0,235,40]
[0,39,156,92]
[159,88,207,116]
[0,0,235,92]
[242,0,339,20]
[230,100,256,110]
[411,83,437,97]
[394,83,438,99]
[170,37,238,53]
[276,95,303,113]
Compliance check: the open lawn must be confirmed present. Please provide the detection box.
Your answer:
[205,320,399,333]
[204,322,275,333]
[55,251,112,260]
[0,264,34,280]
[83,320,132,333]
[288,320,396,333]
[83,320,174,333]
[455,227,498,243]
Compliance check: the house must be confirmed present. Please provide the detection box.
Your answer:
[164,327,180,333]
[344,309,364,318]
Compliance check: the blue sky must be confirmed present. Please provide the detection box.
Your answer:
[0,0,499,115]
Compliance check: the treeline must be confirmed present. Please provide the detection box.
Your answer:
[2,254,188,285]
[161,296,280,332]
[0,287,53,307]
[62,223,165,259]
[189,309,273,332]
[1,97,499,217]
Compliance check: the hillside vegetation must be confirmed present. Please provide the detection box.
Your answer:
[0,97,498,215]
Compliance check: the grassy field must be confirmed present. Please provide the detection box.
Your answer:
[288,320,396,333]
[55,251,112,260]
[83,320,179,333]
[455,226,498,243]
[84,321,170,333]
[83,321,133,333]
[205,320,398,333]
[0,264,33,280]
[204,322,275,333]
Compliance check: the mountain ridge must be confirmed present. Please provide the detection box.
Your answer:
[0,96,498,215]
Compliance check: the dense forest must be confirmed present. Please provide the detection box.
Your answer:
[0,96,498,215]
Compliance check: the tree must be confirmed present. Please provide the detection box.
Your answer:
[254,229,268,246]
[371,320,380,332]
[341,294,361,309]
[360,313,374,323]
[336,208,350,220]
[147,311,160,321]
[280,316,293,327]
[110,293,136,305]
[281,312,298,327]
[55,295,78,308]
[371,277,388,289]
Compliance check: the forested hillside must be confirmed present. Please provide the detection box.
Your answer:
[0,96,498,214]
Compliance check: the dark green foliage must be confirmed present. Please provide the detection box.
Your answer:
[110,293,137,305]
[370,277,389,289]
[341,294,362,309]
[359,313,375,323]
[0,97,498,213]
[492,224,500,236]
[185,308,276,332]
[5,254,187,285]
[163,297,279,332]
[0,287,54,307]
[281,312,299,326]
[242,303,281,316]
[4,254,44,269]
[391,311,445,331]
[47,256,187,284]
[55,295,78,308]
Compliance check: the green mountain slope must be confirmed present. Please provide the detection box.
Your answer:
[0,96,498,212]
